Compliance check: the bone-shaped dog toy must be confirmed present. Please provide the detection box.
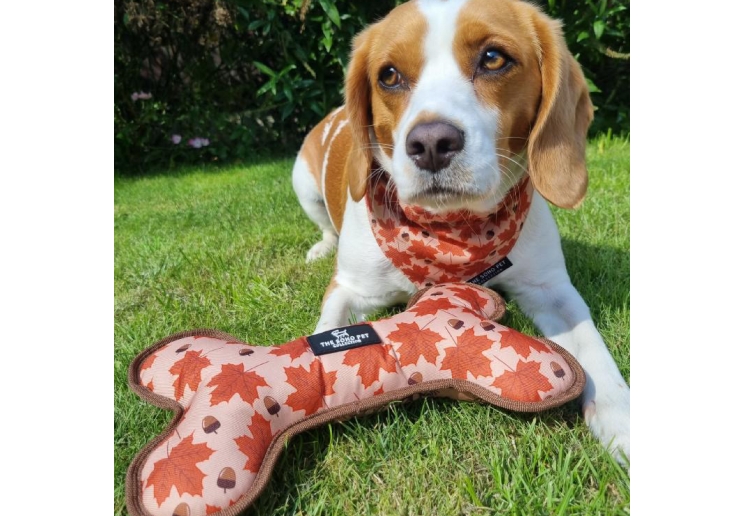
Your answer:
[126,283,584,516]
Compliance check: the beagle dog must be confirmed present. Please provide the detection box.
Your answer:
[292,0,629,462]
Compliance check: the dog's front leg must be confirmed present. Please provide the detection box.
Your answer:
[314,279,368,333]
[314,277,411,333]
[509,278,630,462]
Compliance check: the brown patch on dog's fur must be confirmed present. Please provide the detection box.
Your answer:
[344,2,426,201]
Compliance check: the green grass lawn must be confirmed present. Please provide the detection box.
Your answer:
[114,134,629,515]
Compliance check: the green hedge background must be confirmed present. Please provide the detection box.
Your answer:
[114,0,629,172]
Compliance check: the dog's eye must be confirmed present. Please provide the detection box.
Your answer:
[479,48,510,72]
[379,67,402,88]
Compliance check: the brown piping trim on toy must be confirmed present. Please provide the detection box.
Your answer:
[405,284,507,322]
[125,329,247,516]
[126,329,585,516]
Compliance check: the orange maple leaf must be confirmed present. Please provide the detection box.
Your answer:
[497,220,518,243]
[386,246,413,268]
[491,360,553,402]
[498,329,550,358]
[400,263,429,283]
[387,321,445,366]
[269,337,309,361]
[342,345,398,388]
[407,239,439,261]
[376,217,400,243]
[440,328,495,379]
[234,413,274,473]
[207,363,269,406]
[145,433,214,507]
[464,241,498,261]
[169,351,212,401]
[446,285,490,315]
[284,361,338,415]
[408,296,460,317]
[456,219,485,241]
[436,238,468,258]
[140,351,158,373]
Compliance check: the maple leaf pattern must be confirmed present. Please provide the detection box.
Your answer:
[466,241,499,262]
[284,361,338,415]
[497,328,551,358]
[436,238,468,258]
[145,434,214,506]
[491,360,553,402]
[169,351,212,401]
[342,345,398,388]
[440,328,495,379]
[207,363,269,406]
[408,296,460,317]
[446,285,489,315]
[376,217,400,243]
[497,221,518,246]
[386,246,414,268]
[403,263,432,284]
[407,239,439,261]
[387,321,445,367]
[140,351,158,373]
[269,337,309,361]
[234,413,274,473]
[456,219,485,241]
[366,172,533,288]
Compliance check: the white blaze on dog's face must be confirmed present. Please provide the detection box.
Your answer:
[345,0,593,212]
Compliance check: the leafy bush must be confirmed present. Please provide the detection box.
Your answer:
[115,0,628,173]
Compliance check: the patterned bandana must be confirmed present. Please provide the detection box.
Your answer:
[367,173,533,288]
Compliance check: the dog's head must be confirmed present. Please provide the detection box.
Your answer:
[345,0,593,212]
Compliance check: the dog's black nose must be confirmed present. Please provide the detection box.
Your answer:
[405,121,465,173]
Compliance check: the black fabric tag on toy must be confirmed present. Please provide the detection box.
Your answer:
[307,324,383,356]
[467,257,513,285]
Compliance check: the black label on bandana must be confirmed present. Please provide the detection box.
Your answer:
[307,324,383,356]
[467,257,513,285]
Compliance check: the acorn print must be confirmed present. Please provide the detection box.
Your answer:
[217,467,236,493]
[431,291,443,296]
[550,361,566,378]
[239,347,254,356]
[424,259,433,264]
[202,415,221,434]
[448,319,464,330]
[422,230,430,238]
[408,372,423,385]
[172,503,190,516]
[176,343,191,353]
[486,230,495,240]
[264,396,281,416]
[425,282,434,287]
[401,232,410,241]
[480,321,496,331]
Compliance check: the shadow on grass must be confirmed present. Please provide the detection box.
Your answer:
[492,238,629,331]
[243,395,587,515]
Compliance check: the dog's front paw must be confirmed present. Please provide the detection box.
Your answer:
[306,233,338,263]
[583,386,630,464]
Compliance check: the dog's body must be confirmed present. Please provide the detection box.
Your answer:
[292,0,629,461]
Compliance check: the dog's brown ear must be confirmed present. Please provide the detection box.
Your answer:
[344,27,374,202]
[528,13,594,209]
